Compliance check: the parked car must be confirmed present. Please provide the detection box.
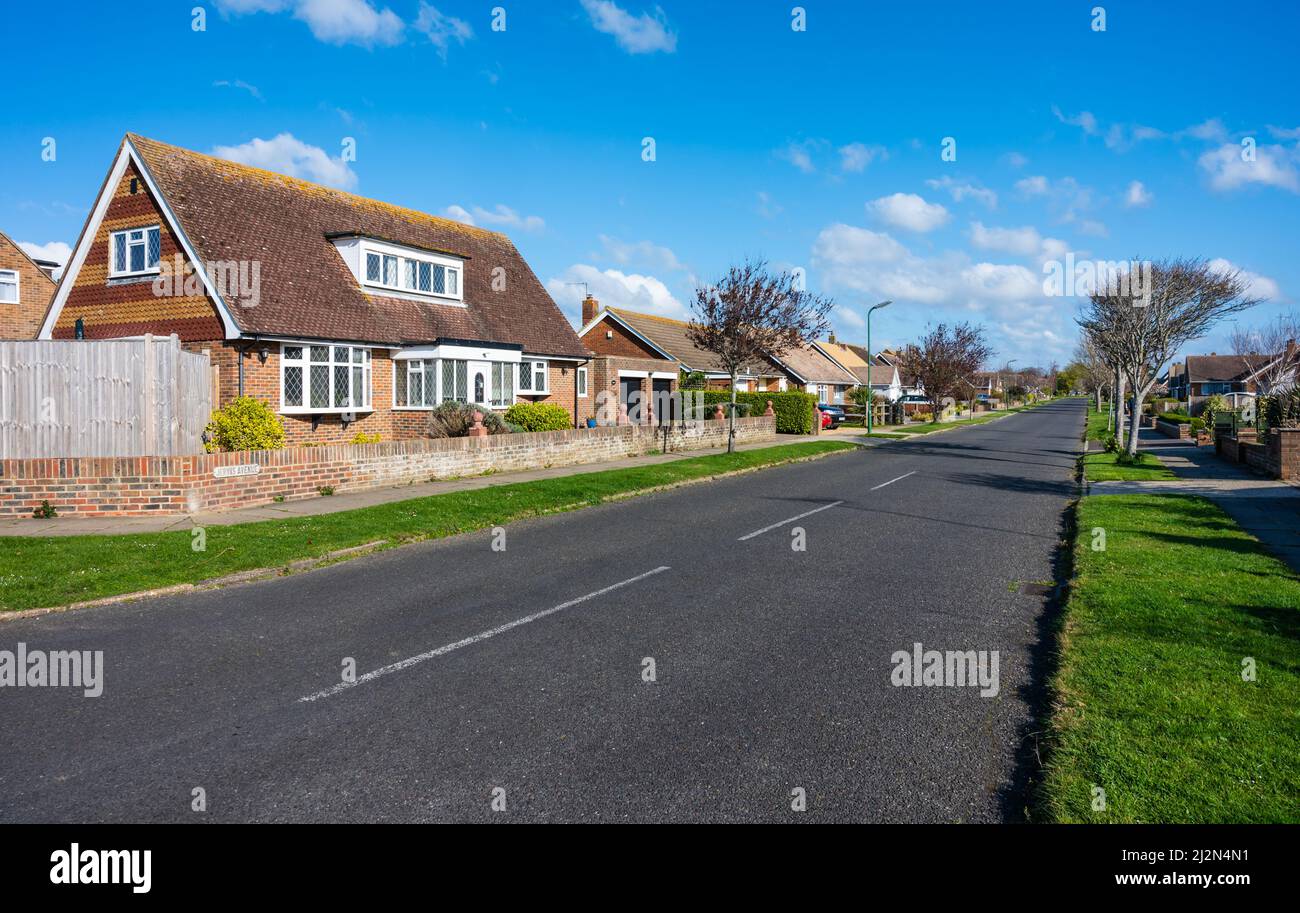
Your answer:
[818,404,846,428]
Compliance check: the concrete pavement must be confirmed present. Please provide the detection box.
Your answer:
[0,400,1086,822]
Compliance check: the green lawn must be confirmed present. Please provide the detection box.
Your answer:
[1082,451,1176,481]
[1086,402,1113,442]
[0,440,856,612]
[1040,494,1300,822]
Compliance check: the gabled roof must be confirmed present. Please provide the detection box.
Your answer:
[0,230,58,292]
[1184,354,1256,383]
[602,306,773,376]
[775,342,861,385]
[817,340,895,385]
[44,134,588,356]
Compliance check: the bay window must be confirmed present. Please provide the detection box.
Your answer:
[110,226,161,277]
[281,343,371,413]
[490,361,514,408]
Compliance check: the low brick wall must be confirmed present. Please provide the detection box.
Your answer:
[1155,418,1191,439]
[1217,427,1300,480]
[0,416,776,518]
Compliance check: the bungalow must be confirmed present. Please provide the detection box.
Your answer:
[818,339,902,402]
[773,342,863,405]
[1167,343,1298,413]
[37,134,594,444]
[0,229,58,339]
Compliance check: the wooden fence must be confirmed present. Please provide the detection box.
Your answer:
[0,335,211,458]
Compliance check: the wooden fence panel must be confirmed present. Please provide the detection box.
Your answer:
[0,335,212,458]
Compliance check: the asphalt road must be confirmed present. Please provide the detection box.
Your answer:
[0,399,1085,823]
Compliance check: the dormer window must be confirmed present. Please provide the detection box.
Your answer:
[109,226,161,277]
[356,239,463,302]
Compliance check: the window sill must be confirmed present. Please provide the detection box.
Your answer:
[279,407,376,416]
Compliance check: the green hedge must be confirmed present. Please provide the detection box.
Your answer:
[1157,411,1194,425]
[697,390,817,434]
[504,401,571,432]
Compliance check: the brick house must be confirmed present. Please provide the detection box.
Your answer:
[818,339,902,402]
[0,230,58,339]
[1167,344,1299,414]
[37,134,593,444]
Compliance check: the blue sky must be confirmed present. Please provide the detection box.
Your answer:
[5,0,1298,367]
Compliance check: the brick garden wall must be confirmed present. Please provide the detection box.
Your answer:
[0,415,776,518]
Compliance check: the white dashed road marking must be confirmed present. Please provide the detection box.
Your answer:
[299,566,672,702]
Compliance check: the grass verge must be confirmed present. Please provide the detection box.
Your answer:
[1086,402,1113,442]
[0,440,856,613]
[1082,451,1176,482]
[1039,493,1300,822]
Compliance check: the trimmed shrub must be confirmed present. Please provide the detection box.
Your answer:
[504,401,571,432]
[698,390,817,434]
[1157,411,1194,425]
[350,431,381,445]
[204,396,285,453]
[426,402,510,438]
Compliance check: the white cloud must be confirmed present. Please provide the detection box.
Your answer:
[547,264,685,321]
[1180,118,1229,143]
[838,142,886,173]
[1078,219,1108,238]
[1015,175,1049,196]
[213,79,263,100]
[17,240,72,278]
[579,0,676,54]
[1052,106,1099,135]
[1208,258,1282,302]
[413,2,472,60]
[1002,151,1028,168]
[443,203,544,232]
[969,222,1043,257]
[868,192,950,232]
[777,140,821,174]
[1267,125,1300,141]
[1125,180,1153,208]
[212,133,358,189]
[925,175,997,208]
[597,235,686,274]
[215,0,404,47]
[811,223,908,267]
[1198,142,1300,193]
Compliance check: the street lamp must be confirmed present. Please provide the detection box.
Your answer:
[865,300,892,434]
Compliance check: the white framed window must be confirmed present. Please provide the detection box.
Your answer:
[359,241,463,302]
[0,269,17,304]
[281,343,372,414]
[395,359,439,409]
[440,359,469,403]
[518,359,548,395]
[109,225,161,277]
[577,366,588,397]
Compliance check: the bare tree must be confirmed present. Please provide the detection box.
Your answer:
[900,322,994,422]
[1073,336,1112,412]
[1229,312,1300,396]
[687,259,834,451]
[1078,258,1261,456]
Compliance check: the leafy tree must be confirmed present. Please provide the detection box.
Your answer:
[899,323,994,423]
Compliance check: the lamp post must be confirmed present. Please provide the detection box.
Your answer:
[865,300,892,434]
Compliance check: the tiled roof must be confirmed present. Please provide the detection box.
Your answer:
[818,341,895,385]
[128,134,588,357]
[1184,354,1257,382]
[772,343,860,385]
[605,307,767,375]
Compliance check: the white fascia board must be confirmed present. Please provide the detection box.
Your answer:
[39,140,242,341]
[395,343,521,362]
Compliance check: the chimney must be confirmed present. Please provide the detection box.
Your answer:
[1287,338,1297,361]
[582,294,599,325]
[828,332,837,344]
